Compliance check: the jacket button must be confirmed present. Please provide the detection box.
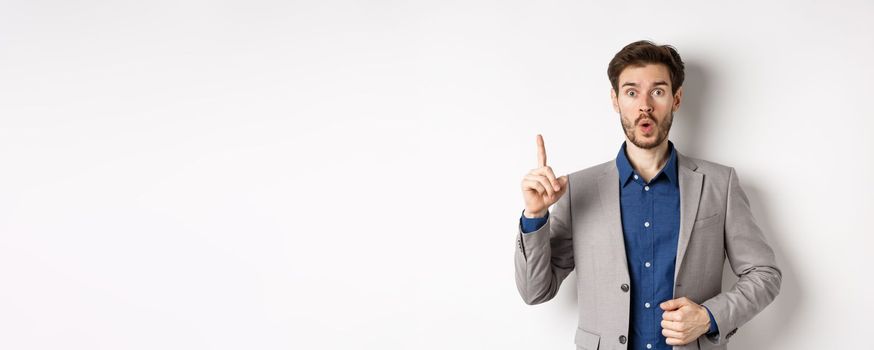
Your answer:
[620,283,630,292]
[619,335,627,344]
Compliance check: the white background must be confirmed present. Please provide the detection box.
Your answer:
[1,1,872,349]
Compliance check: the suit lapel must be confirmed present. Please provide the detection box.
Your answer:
[597,162,630,279]
[674,152,704,283]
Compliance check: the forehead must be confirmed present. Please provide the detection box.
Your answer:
[618,63,671,88]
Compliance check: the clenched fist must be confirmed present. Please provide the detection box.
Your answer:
[660,297,712,345]
[521,134,568,218]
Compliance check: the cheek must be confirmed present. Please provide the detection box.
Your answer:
[652,96,673,108]
[618,97,637,111]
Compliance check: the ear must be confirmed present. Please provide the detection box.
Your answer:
[611,88,619,113]
[671,86,684,112]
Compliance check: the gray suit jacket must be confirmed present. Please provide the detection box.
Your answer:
[514,151,782,350]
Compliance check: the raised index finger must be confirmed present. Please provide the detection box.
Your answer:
[536,134,547,168]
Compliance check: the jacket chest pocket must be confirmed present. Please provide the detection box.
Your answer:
[693,212,723,231]
[574,327,600,350]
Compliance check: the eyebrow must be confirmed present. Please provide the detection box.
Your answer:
[621,80,670,88]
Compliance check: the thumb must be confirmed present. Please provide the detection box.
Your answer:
[554,176,569,196]
[660,298,684,311]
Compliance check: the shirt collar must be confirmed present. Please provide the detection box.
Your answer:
[616,140,679,187]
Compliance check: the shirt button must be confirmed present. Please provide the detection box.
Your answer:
[633,174,639,180]
[647,344,652,349]
[645,261,651,268]
[645,302,651,308]
[621,283,630,292]
[644,221,650,228]
[619,335,627,344]
[644,185,650,191]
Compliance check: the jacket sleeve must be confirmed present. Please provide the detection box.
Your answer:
[514,177,575,305]
[700,167,782,345]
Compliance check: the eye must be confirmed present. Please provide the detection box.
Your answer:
[626,90,636,97]
[652,89,664,96]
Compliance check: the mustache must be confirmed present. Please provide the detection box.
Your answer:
[636,114,657,126]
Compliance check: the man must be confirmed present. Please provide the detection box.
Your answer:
[514,41,781,350]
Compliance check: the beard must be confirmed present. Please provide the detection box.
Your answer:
[619,109,673,150]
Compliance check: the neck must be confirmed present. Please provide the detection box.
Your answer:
[625,139,671,182]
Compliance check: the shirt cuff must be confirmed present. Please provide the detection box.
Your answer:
[703,305,719,335]
[520,210,548,234]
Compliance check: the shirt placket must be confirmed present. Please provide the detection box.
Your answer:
[643,176,656,350]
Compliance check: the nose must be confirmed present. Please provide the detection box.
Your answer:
[639,101,653,113]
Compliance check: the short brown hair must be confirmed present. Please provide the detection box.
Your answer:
[608,40,685,94]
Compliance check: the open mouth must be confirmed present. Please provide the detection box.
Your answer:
[638,119,655,133]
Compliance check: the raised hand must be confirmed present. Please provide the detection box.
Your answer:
[520,134,568,218]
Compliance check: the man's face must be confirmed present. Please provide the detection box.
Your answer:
[611,63,683,150]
